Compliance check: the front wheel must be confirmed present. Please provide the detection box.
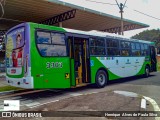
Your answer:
[144,66,150,77]
[95,70,107,88]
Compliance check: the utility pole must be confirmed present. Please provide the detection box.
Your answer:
[115,0,127,35]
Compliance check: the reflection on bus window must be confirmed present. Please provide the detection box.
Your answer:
[90,47,105,55]
[120,41,130,56]
[121,41,130,48]
[89,37,106,56]
[121,49,130,56]
[131,43,141,56]
[106,39,119,48]
[107,48,120,56]
[37,31,51,44]
[51,33,65,44]
[106,39,120,56]
[36,31,66,57]
[90,38,105,47]
[141,44,149,56]
[37,44,66,56]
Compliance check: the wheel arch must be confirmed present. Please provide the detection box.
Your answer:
[145,64,151,72]
[96,67,109,81]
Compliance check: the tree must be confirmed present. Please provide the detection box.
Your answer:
[131,29,160,53]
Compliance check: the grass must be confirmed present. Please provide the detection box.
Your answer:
[156,56,160,71]
[0,86,22,92]
[157,61,160,71]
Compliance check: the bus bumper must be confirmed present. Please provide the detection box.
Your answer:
[6,76,34,89]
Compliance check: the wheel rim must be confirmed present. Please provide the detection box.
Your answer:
[98,74,105,85]
[146,68,149,76]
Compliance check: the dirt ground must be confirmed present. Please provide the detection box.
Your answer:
[1,90,154,120]
[10,91,144,120]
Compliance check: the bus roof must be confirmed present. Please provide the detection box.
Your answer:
[6,22,153,45]
[64,28,153,44]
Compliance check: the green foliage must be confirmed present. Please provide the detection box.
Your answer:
[157,61,160,71]
[0,86,22,92]
[131,29,160,48]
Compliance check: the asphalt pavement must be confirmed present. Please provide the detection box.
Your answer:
[0,72,159,120]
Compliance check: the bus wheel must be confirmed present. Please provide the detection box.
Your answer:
[144,66,150,77]
[95,70,107,88]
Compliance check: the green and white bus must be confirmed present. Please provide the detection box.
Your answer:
[5,22,157,89]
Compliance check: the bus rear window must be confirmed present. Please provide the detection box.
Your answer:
[6,27,25,50]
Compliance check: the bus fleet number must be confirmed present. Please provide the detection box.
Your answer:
[46,62,63,69]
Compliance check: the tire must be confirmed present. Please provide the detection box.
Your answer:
[144,66,150,77]
[95,70,107,88]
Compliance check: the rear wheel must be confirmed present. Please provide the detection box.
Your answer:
[95,70,107,88]
[144,66,150,77]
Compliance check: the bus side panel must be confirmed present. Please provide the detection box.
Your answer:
[90,57,105,83]
[90,56,151,82]
[70,59,76,86]
[30,24,44,88]
[42,57,71,88]
[90,57,121,83]
[136,56,151,75]
[30,23,71,89]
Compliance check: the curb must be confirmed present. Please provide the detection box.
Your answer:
[114,90,160,119]
[0,89,23,95]
[0,90,15,95]
[140,98,146,109]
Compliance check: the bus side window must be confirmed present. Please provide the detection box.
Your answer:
[121,49,130,56]
[89,37,106,56]
[131,43,141,56]
[106,39,120,56]
[120,41,130,56]
[36,31,67,57]
[141,44,149,56]
[90,47,95,55]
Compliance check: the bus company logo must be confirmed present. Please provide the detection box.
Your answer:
[90,60,94,66]
[65,73,70,79]
[11,69,16,73]
[4,100,20,111]
[106,57,115,60]
[145,57,150,61]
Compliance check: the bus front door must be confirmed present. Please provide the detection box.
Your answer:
[150,46,157,71]
[69,37,90,87]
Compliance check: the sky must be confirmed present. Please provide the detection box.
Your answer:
[59,0,160,38]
